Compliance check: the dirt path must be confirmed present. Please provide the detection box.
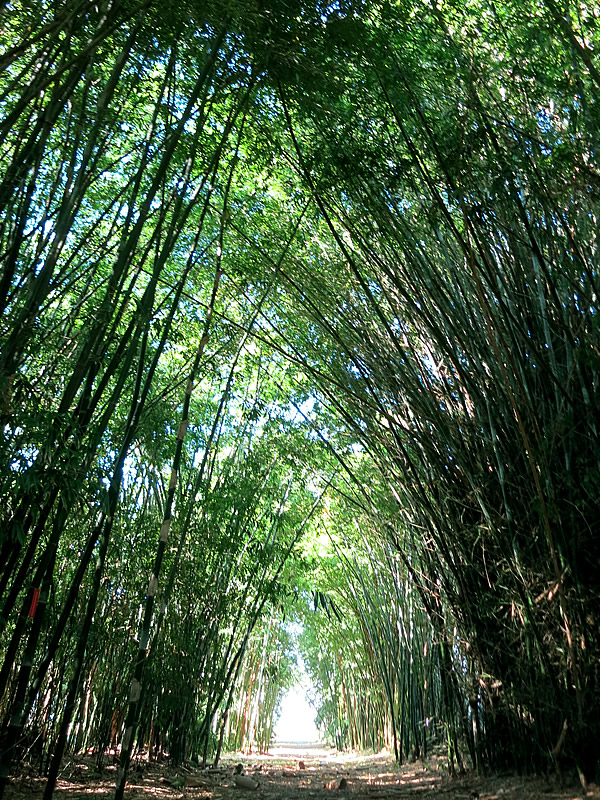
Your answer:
[6,742,594,800]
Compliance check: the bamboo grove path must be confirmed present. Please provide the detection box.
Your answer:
[5,744,593,800]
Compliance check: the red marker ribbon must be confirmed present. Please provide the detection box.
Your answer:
[29,587,40,618]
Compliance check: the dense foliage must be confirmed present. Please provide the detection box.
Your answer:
[1,0,599,796]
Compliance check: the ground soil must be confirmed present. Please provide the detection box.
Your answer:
[6,743,597,800]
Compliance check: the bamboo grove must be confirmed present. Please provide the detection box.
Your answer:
[1,0,599,795]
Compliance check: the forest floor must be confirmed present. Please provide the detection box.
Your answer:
[6,742,598,800]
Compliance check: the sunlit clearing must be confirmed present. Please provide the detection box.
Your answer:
[275,678,320,743]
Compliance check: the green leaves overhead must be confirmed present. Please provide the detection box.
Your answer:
[1,0,600,790]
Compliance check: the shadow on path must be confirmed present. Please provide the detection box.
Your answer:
[5,746,588,800]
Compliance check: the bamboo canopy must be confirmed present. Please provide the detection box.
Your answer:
[0,0,599,796]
